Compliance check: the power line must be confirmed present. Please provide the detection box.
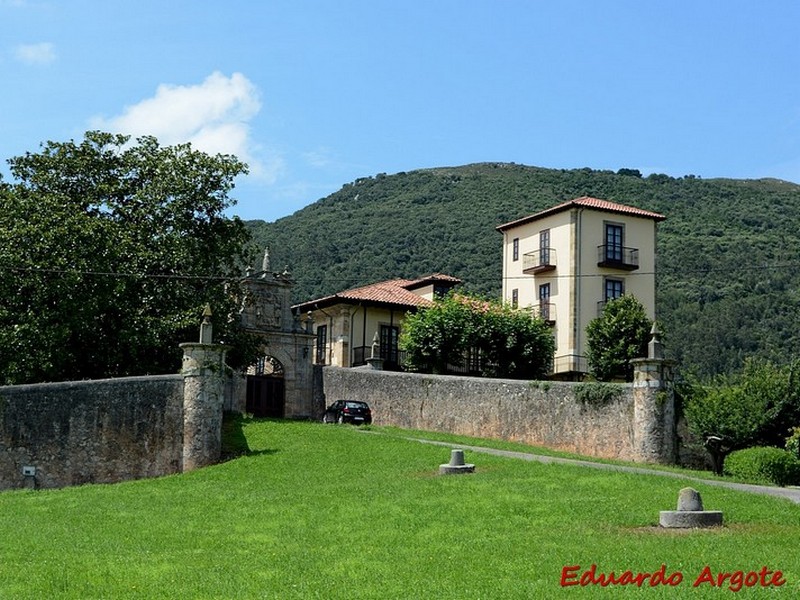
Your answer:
[4,265,232,281]
[3,258,800,287]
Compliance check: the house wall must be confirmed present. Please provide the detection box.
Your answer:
[411,283,436,301]
[349,305,405,361]
[319,366,675,463]
[501,207,659,375]
[309,305,351,367]
[310,304,410,368]
[577,210,657,319]
[0,376,184,490]
[500,209,572,311]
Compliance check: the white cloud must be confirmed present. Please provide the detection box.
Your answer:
[14,42,56,65]
[90,71,283,182]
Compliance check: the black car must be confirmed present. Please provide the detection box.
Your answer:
[323,400,372,425]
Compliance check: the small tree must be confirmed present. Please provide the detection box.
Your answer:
[398,294,477,374]
[399,294,554,379]
[585,294,652,382]
[684,359,800,474]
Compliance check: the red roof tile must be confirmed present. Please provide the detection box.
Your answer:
[293,273,462,311]
[496,196,666,231]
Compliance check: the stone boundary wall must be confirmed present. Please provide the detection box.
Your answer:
[319,367,642,461]
[0,375,184,490]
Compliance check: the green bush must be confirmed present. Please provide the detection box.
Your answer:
[786,427,800,459]
[723,446,800,487]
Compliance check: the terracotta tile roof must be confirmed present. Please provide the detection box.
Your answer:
[293,273,462,311]
[496,196,666,231]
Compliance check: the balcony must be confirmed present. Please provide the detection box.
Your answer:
[532,302,556,325]
[522,248,556,274]
[597,245,639,271]
[551,354,588,377]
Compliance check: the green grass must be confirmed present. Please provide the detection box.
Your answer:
[1,418,799,598]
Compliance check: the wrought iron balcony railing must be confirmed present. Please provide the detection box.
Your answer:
[522,248,556,274]
[597,245,639,270]
[532,302,556,324]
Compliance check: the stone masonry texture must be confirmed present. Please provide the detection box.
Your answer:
[320,367,642,461]
[0,375,183,490]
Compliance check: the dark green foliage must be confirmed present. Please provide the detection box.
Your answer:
[574,382,624,407]
[786,427,800,458]
[246,163,800,379]
[399,294,478,375]
[723,446,800,487]
[399,294,555,379]
[684,359,800,473]
[0,131,259,384]
[585,295,652,382]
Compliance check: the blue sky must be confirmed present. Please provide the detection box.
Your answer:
[2,1,799,222]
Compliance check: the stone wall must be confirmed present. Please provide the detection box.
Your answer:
[0,375,184,490]
[319,367,649,461]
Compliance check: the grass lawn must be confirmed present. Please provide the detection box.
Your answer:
[0,418,798,598]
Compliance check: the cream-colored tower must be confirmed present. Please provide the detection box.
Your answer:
[497,197,665,378]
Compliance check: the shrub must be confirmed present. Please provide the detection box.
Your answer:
[723,446,800,487]
[400,293,555,379]
[786,427,800,459]
[575,382,623,408]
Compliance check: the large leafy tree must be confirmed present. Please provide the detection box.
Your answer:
[400,294,555,379]
[0,131,258,384]
[585,294,652,382]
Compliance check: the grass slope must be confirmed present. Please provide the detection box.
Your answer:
[1,419,798,598]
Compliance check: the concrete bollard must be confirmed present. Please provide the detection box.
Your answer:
[439,449,475,475]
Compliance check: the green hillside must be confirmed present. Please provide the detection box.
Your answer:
[246,163,800,378]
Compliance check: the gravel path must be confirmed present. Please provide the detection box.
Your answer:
[408,436,800,504]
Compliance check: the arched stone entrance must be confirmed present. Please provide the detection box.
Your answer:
[246,355,285,418]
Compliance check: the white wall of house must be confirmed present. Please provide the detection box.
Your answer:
[500,205,659,376]
[310,305,408,367]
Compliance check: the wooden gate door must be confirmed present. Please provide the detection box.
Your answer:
[246,375,285,418]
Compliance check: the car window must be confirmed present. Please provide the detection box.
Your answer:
[345,402,367,409]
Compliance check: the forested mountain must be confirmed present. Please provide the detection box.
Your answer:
[246,163,800,378]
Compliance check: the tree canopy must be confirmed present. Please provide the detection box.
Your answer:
[0,131,257,384]
[399,294,555,379]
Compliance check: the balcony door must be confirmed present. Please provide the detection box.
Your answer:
[604,278,624,302]
[605,223,624,262]
[380,325,400,368]
[538,283,551,321]
[539,229,550,266]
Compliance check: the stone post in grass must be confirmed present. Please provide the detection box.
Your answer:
[180,305,231,472]
[631,324,677,464]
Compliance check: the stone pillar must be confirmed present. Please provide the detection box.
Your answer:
[180,307,230,472]
[631,324,676,464]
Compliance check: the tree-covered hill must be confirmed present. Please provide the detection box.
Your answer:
[246,163,800,378]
